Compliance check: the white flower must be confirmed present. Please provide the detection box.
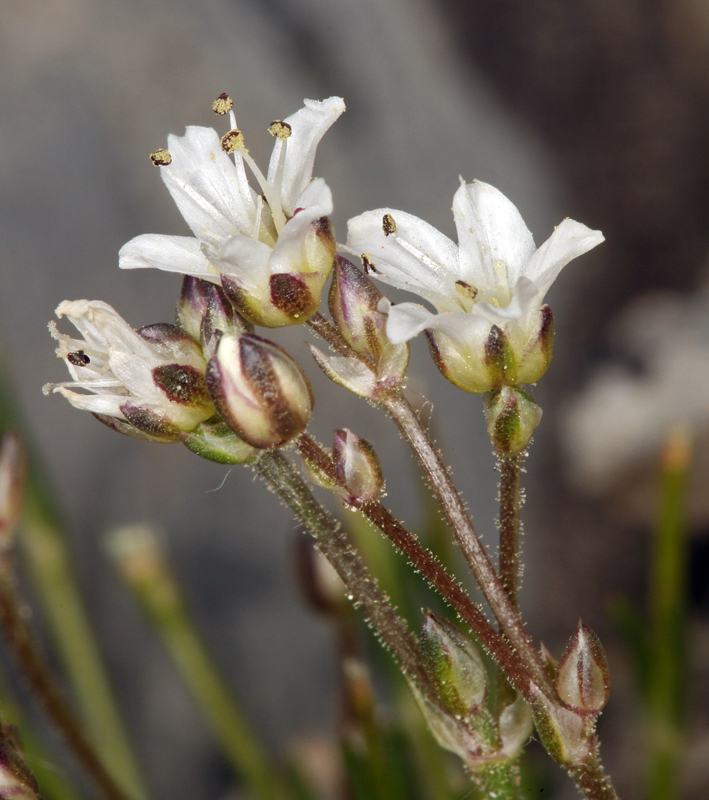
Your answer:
[43,300,214,440]
[346,180,604,392]
[119,97,345,327]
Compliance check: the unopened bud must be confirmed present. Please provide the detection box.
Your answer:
[181,419,258,465]
[421,612,488,716]
[0,433,24,546]
[483,386,542,457]
[176,276,250,359]
[329,257,389,359]
[207,333,314,449]
[556,621,610,714]
[332,429,383,503]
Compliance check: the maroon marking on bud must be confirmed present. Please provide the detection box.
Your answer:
[138,323,195,345]
[152,364,211,407]
[484,325,506,366]
[119,405,181,441]
[240,335,311,444]
[269,273,313,318]
[67,350,90,366]
[220,276,252,319]
[425,330,448,376]
[311,215,335,241]
[92,413,172,442]
[539,305,555,361]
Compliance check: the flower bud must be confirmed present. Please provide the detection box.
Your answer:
[177,275,251,360]
[329,256,389,359]
[206,333,314,449]
[0,433,24,547]
[555,621,610,714]
[180,419,258,465]
[482,386,542,458]
[332,429,383,503]
[420,611,488,717]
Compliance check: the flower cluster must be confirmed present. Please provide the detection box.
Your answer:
[42,94,614,795]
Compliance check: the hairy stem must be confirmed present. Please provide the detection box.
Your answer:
[295,433,534,700]
[380,392,551,694]
[498,456,522,610]
[254,450,436,708]
[0,572,131,800]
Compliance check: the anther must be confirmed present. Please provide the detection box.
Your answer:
[455,280,478,301]
[268,120,292,140]
[150,149,172,166]
[382,214,397,236]
[212,93,234,115]
[221,129,246,154]
[361,254,378,274]
[67,350,91,366]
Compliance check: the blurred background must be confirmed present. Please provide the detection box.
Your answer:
[2,0,709,798]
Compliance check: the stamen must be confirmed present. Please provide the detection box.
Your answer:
[382,214,397,236]
[239,150,287,234]
[252,195,264,240]
[455,280,478,300]
[212,93,233,115]
[67,351,91,366]
[393,235,442,274]
[221,129,246,154]
[150,149,172,167]
[268,120,292,140]
[361,254,378,274]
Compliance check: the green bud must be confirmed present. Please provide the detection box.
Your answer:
[421,611,488,716]
[556,621,610,714]
[483,386,542,457]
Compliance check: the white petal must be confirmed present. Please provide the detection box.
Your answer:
[293,177,333,217]
[347,209,459,309]
[452,181,535,289]
[274,97,345,213]
[217,235,272,295]
[525,219,604,301]
[162,126,256,245]
[119,234,218,281]
[266,183,333,275]
[472,276,539,325]
[385,303,437,344]
[53,386,126,417]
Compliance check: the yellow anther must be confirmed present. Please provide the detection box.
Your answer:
[382,214,397,236]
[221,129,246,154]
[150,149,172,166]
[212,93,233,115]
[268,120,292,140]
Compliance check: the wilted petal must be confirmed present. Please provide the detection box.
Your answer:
[119,234,217,281]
